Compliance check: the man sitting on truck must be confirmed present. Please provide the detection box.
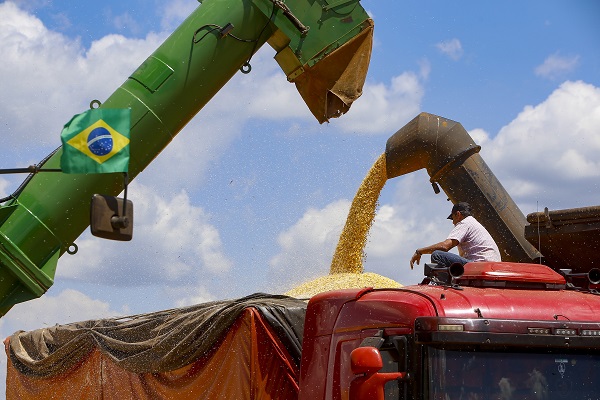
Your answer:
[410,202,501,269]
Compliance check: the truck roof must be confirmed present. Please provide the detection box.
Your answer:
[306,262,600,336]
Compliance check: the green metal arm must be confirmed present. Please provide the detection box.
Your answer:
[0,0,373,317]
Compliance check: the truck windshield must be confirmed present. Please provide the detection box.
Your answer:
[427,346,600,399]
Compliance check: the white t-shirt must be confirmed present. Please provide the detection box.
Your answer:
[447,216,501,262]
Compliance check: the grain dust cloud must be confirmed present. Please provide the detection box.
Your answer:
[285,153,402,298]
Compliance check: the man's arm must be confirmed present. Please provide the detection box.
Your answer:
[410,239,458,269]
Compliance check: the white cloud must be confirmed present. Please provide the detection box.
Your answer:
[468,128,492,147]
[487,80,600,209]
[535,53,580,80]
[0,177,9,198]
[333,71,425,134]
[7,0,45,12]
[269,200,349,289]
[174,286,216,308]
[1,289,119,333]
[57,182,233,287]
[418,58,432,80]
[112,12,142,35]
[159,0,199,32]
[0,2,163,162]
[243,68,314,120]
[436,38,463,61]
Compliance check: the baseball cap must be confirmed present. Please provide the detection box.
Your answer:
[447,202,471,219]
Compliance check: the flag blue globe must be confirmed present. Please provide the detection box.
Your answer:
[87,127,114,156]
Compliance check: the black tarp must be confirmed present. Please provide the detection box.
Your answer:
[8,293,307,378]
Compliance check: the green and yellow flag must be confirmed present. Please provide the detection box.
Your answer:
[60,108,131,174]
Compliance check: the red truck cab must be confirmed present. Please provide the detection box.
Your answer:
[298,262,600,400]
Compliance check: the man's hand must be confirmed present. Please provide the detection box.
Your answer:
[410,250,421,270]
[409,240,456,269]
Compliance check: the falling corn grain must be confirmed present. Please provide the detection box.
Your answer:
[285,153,402,298]
[330,153,388,274]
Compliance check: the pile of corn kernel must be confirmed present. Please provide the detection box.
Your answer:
[286,153,403,298]
[284,272,402,298]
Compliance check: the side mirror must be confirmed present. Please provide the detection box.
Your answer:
[349,347,408,400]
[351,346,383,375]
[90,194,133,241]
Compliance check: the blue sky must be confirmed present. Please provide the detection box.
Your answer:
[0,0,599,389]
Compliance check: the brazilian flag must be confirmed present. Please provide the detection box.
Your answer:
[60,108,131,174]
